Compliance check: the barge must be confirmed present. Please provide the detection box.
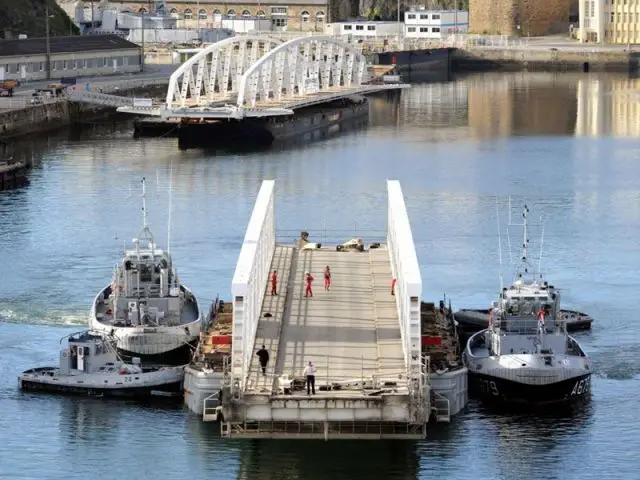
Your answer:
[134,95,370,150]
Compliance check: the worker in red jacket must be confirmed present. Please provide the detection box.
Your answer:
[270,270,278,296]
[305,271,314,298]
[324,266,331,291]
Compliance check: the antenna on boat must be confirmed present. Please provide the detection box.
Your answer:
[537,214,545,279]
[506,195,513,266]
[495,196,504,294]
[141,177,148,229]
[167,163,173,255]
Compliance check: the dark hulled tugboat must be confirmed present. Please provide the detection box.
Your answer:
[463,205,592,408]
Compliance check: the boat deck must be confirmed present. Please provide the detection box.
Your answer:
[245,245,407,396]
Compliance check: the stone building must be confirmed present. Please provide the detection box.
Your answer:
[469,0,572,36]
[114,0,358,31]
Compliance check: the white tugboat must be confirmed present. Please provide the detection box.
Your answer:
[19,330,185,398]
[89,177,203,366]
[464,205,592,407]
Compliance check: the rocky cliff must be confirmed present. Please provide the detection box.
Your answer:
[0,0,78,39]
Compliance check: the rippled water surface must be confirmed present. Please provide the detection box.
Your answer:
[1,72,640,479]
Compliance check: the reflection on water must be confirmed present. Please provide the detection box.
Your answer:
[576,76,640,137]
[370,72,639,141]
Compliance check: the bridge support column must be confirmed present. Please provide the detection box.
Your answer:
[386,180,422,390]
[231,180,276,388]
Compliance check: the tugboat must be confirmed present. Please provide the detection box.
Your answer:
[89,177,203,366]
[464,205,592,407]
[19,330,185,398]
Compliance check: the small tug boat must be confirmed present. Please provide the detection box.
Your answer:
[19,330,185,398]
[463,205,592,408]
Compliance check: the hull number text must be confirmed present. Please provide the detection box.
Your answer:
[479,379,500,396]
[571,377,590,396]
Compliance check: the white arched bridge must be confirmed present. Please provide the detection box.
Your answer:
[115,35,408,120]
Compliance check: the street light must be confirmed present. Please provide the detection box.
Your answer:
[45,6,54,80]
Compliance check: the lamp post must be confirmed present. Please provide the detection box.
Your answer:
[45,6,51,80]
[141,12,145,73]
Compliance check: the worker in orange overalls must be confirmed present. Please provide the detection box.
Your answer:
[305,271,314,298]
[324,266,331,291]
[270,270,278,296]
[391,278,397,296]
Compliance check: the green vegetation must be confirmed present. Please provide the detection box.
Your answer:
[0,0,79,39]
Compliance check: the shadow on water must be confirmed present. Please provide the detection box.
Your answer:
[185,419,420,480]
[234,439,419,480]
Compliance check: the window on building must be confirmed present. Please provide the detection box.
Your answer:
[227,9,236,17]
[256,10,265,17]
[407,14,416,19]
[432,14,440,20]
[316,11,325,23]
[343,25,352,30]
[213,9,221,16]
[420,14,427,19]
[611,12,614,22]
[242,9,251,17]
[169,8,178,18]
[139,7,147,13]
[367,25,375,31]
[184,9,192,19]
[63,60,68,70]
[199,9,207,19]
[301,10,310,22]
[272,17,287,27]
[432,27,440,32]
[617,12,621,21]
[408,27,416,32]
[356,25,364,30]
[420,27,428,32]
[39,62,44,72]
[271,7,287,15]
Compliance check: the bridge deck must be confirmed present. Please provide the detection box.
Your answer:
[246,245,406,396]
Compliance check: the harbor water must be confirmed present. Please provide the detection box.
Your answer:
[1,72,639,479]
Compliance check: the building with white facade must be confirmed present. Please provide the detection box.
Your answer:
[404,8,468,39]
[324,21,401,36]
[579,0,640,44]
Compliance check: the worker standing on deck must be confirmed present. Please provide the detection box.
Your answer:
[270,270,278,296]
[305,271,314,297]
[324,266,331,291]
[304,361,316,395]
[391,278,397,296]
[256,345,269,376]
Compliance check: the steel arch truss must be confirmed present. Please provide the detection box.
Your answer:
[237,36,367,110]
[166,35,283,109]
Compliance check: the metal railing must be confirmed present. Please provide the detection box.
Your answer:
[203,390,221,420]
[432,391,450,423]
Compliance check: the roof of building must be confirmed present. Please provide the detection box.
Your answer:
[0,35,139,58]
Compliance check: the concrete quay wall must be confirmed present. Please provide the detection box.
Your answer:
[452,47,640,73]
[0,85,166,140]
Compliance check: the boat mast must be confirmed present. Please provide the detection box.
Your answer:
[518,205,530,281]
[141,177,148,231]
[495,197,504,295]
